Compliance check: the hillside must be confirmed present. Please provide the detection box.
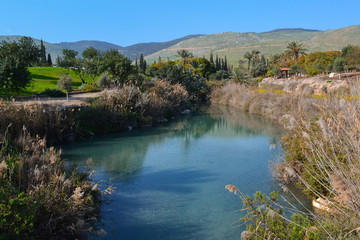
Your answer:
[0,35,204,61]
[145,25,360,65]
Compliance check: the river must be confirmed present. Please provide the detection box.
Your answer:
[62,105,310,239]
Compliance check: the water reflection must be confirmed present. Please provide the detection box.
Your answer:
[62,105,308,240]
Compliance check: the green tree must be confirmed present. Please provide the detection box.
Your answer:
[139,53,147,74]
[177,49,193,71]
[99,49,134,85]
[40,39,47,65]
[0,40,32,91]
[286,41,307,65]
[18,37,41,66]
[59,49,78,68]
[82,47,99,60]
[57,73,72,100]
[243,52,252,72]
[47,54,52,66]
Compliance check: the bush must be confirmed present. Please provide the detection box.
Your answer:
[0,134,99,237]
[40,88,66,97]
[96,72,113,89]
[57,73,72,92]
[209,70,230,80]
[78,83,98,92]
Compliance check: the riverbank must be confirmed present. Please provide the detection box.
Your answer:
[0,80,191,238]
[211,82,360,239]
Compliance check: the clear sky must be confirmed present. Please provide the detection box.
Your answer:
[1,0,359,46]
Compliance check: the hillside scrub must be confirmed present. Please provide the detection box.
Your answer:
[213,82,360,239]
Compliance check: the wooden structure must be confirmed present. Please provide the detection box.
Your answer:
[280,67,290,78]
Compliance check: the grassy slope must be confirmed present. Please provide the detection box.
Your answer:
[1,67,94,97]
[145,25,360,66]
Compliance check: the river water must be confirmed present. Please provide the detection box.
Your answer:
[62,105,310,239]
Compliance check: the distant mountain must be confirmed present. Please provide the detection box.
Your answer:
[2,25,360,66]
[0,35,204,61]
[119,34,204,60]
[54,40,124,54]
[145,25,360,65]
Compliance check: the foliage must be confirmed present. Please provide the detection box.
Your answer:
[99,49,134,84]
[209,70,230,80]
[225,188,321,239]
[285,41,307,65]
[0,133,99,237]
[57,49,78,68]
[0,55,32,92]
[57,73,73,92]
[96,72,113,89]
[40,88,66,97]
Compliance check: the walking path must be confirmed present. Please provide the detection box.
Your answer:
[11,91,103,108]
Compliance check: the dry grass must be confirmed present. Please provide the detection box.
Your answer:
[0,131,99,238]
[214,82,360,238]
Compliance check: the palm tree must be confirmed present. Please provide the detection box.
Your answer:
[251,50,260,64]
[176,49,193,72]
[286,41,307,65]
[243,52,252,72]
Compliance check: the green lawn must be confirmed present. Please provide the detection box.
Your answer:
[1,67,96,97]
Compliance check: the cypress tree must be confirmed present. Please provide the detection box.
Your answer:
[221,59,225,70]
[142,59,147,73]
[215,55,219,70]
[135,58,138,68]
[47,54,52,66]
[224,56,228,71]
[139,53,146,73]
[40,39,46,65]
[210,52,214,64]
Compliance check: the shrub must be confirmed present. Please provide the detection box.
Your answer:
[40,88,66,97]
[0,133,99,237]
[96,72,113,89]
[57,73,72,92]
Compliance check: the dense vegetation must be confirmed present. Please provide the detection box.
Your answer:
[214,82,360,239]
[1,34,360,238]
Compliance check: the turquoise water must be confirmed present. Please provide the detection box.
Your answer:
[62,106,309,239]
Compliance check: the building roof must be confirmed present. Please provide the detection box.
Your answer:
[280,67,290,71]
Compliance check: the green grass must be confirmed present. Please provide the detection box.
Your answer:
[1,67,96,97]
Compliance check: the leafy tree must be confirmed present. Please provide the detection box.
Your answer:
[251,61,267,77]
[82,47,99,60]
[18,37,41,66]
[0,56,32,91]
[57,73,72,98]
[99,49,134,85]
[286,41,307,65]
[84,56,101,86]
[60,49,78,68]
[0,40,32,91]
[73,58,87,84]
[333,57,345,73]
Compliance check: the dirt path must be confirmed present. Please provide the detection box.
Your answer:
[12,91,103,108]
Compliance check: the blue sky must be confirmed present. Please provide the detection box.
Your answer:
[1,0,359,46]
